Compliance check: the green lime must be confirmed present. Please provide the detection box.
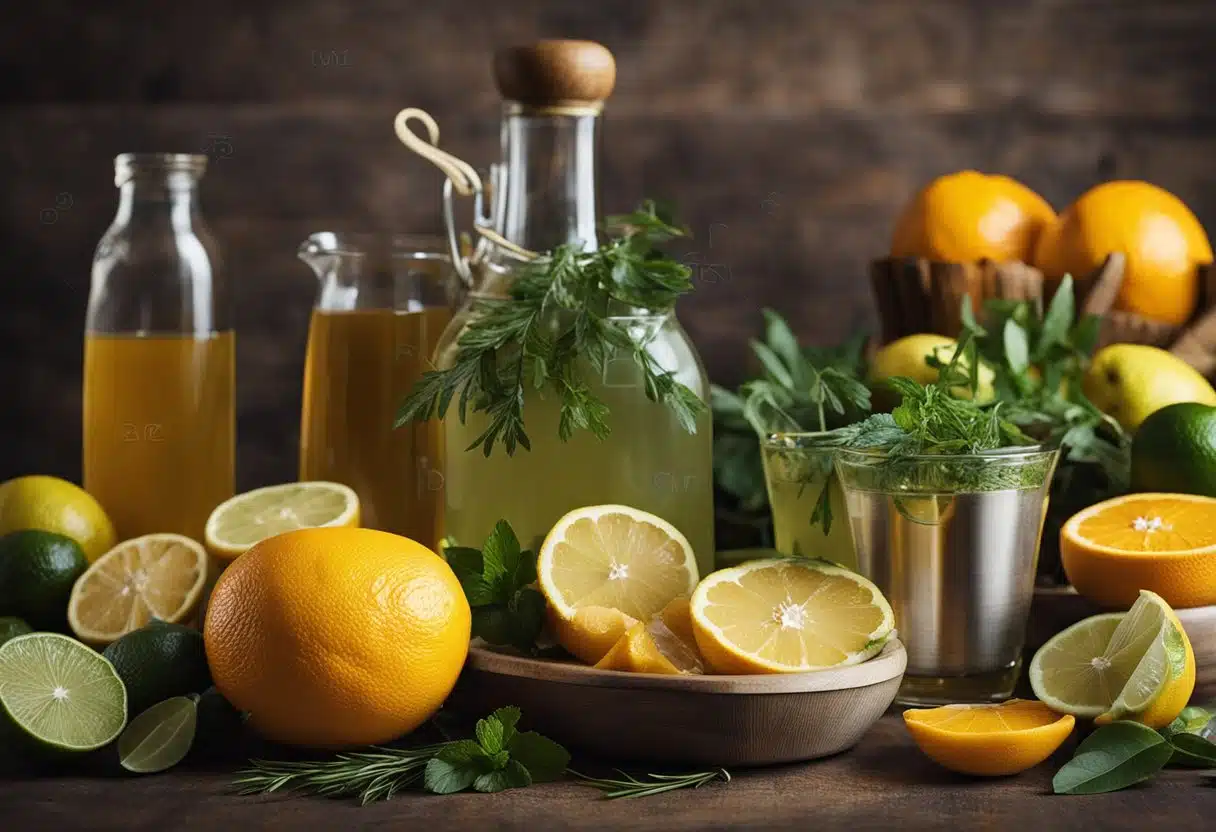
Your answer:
[102,622,212,718]
[0,616,32,646]
[0,632,127,752]
[1130,401,1216,495]
[118,695,199,774]
[0,530,89,631]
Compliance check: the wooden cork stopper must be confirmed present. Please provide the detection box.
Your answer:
[493,40,616,110]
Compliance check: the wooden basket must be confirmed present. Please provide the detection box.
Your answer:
[869,254,1216,374]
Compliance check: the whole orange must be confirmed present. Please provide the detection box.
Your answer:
[890,171,1056,264]
[203,527,470,748]
[1033,180,1213,326]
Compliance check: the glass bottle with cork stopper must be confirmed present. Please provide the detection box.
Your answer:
[395,40,715,571]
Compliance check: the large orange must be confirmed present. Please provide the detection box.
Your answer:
[1034,181,1213,326]
[890,171,1056,264]
[1060,492,1216,610]
[203,527,470,748]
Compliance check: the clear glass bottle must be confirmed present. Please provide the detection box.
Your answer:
[432,42,715,571]
[83,153,235,542]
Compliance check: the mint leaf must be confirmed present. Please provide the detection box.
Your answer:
[481,521,520,589]
[508,730,571,782]
[444,546,484,581]
[490,706,521,745]
[502,759,533,789]
[475,715,506,755]
[1053,722,1172,795]
[471,606,514,645]
[507,588,547,652]
[424,742,487,796]
[473,768,513,793]
[1166,732,1216,768]
[424,757,479,794]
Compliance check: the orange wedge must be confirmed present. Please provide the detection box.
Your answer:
[1060,492,1216,609]
[903,699,1076,776]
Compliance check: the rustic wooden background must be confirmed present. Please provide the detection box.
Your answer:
[4,0,1216,489]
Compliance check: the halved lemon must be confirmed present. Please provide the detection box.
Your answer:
[67,534,208,647]
[204,482,360,561]
[903,699,1076,776]
[1060,492,1216,609]
[595,598,705,675]
[537,504,699,623]
[1029,589,1195,728]
[690,557,895,674]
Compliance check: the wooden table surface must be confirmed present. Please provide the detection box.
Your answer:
[1,711,1212,832]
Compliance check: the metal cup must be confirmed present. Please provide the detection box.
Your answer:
[834,445,1060,705]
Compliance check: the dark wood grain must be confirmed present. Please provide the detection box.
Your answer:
[0,712,1212,831]
[4,0,1216,490]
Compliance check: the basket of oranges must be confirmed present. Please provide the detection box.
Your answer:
[870,172,1216,372]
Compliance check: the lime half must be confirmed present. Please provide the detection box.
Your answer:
[0,633,127,752]
[1029,591,1175,719]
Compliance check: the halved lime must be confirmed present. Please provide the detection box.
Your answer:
[0,632,127,752]
[1029,591,1173,719]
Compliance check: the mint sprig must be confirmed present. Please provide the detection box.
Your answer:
[423,707,569,794]
[445,521,546,652]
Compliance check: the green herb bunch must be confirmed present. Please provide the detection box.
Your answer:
[397,201,705,457]
[710,310,870,534]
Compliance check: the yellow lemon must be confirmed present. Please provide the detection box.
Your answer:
[552,606,639,665]
[689,558,894,674]
[903,699,1075,776]
[204,481,360,561]
[869,334,996,405]
[0,475,116,563]
[537,504,699,623]
[1083,344,1216,432]
[67,534,208,647]
[594,598,705,675]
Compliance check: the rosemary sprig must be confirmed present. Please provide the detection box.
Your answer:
[570,768,731,799]
[396,200,706,456]
[234,744,449,805]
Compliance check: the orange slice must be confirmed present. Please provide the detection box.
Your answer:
[1060,492,1216,609]
[903,699,1076,776]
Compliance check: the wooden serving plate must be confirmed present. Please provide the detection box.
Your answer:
[1027,586,1216,702]
[448,639,907,767]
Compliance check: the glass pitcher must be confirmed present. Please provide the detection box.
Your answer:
[297,233,456,547]
[84,153,234,542]
[395,41,715,571]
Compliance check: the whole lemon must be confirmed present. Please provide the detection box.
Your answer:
[890,171,1056,264]
[0,475,116,563]
[1034,181,1213,326]
[868,334,996,408]
[1083,343,1216,432]
[203,527,471,748]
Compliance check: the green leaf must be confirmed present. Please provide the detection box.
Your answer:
[480,520,521,589]
[508,588,547,651]
[750,341,795,388]
[1072,314,1103,356]
[435,739,488,765]
[118,695,199,774]
[1039,276,1075,354]
[471,606,515,646]
[1053,722,1173,795]
[1002,319,1031,374]
[508,730,572,782]
[473,768,514,793]
[490,706,522,745]
[424,756,480,795]
[475,715,506,755]
[809,475,834,536]
[760,309,806,386]
[502,759,533,789]
[960,295,985,336]
[1166,732,1216,768]
[444,547,484,583]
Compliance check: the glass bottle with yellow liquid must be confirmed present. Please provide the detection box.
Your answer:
[297,233,454,547]
[83,153,234,542]
[395,41,715,571]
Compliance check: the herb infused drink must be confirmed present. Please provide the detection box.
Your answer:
[395,41,714,573]
[760,435,856,570]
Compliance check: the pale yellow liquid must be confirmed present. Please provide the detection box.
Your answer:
[83,333,235,541]
[299,308,450,547]
[761,444,858,570]
[439,325,715,576]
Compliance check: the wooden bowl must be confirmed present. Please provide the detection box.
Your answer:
[448,639,906,767]
[1026,586,1216,702]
